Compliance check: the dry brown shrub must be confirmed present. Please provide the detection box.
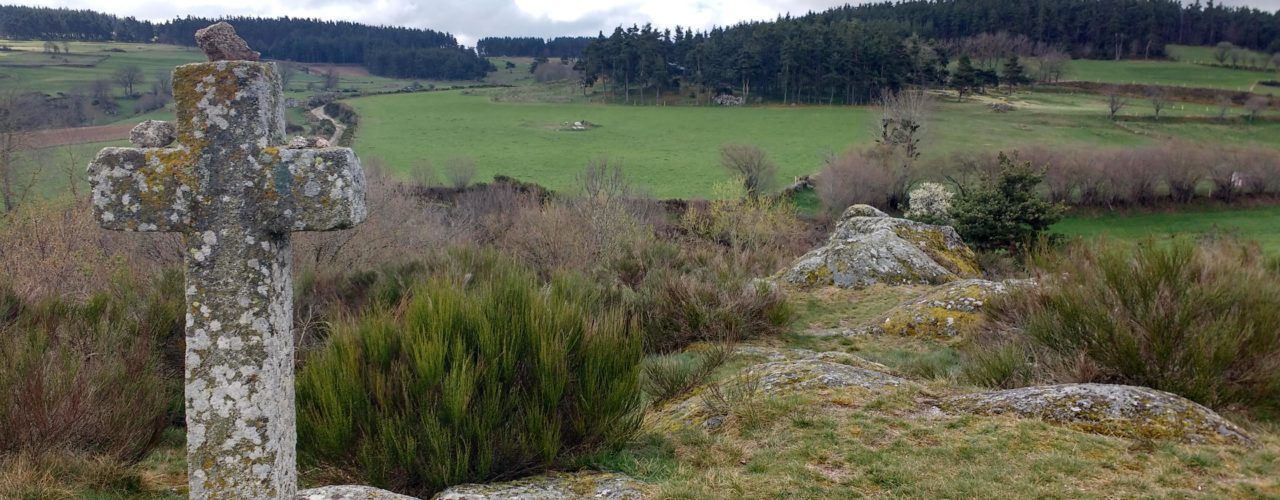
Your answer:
[0,199,178,301]
[815,147,900,215]
[294,162,462,273]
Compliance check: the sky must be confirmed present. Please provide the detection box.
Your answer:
[12,0,1280,47]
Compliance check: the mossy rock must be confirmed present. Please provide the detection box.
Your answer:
[647,358,909,432]
[433,472,646,499]
[871,279,1031,338]
[733,345,894,374]
[779,210,980,289]
[748,359,909,393]
[299,485,417,500]
[942,384,1254,446]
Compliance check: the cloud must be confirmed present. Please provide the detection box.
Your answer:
[11,0,1280,46]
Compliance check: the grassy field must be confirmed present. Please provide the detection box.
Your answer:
[1053,205,1280,254]
[349,88,1280,199]
[1066,59,1274,91]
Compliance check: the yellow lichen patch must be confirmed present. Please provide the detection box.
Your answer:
[892,226,980,278]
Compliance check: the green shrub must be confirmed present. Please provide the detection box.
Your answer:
[296,256,644,496]
[634,270,792,353]
[966,239,1280,414]
[640,345,732,405]
[950,152,1063,251]
[0,271,182,462]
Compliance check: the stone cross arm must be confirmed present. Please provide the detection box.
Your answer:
[88,145,366,234]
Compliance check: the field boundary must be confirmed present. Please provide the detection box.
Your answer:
[1044,81,1278,107]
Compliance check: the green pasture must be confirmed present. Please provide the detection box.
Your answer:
[1167,44,1277,66]
[1066,57,1275,91]
[1054,205,1280,254]
[349,88,1280,199]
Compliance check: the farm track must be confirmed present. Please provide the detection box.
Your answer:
[20,122,132,149]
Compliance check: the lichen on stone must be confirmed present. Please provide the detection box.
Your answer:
[779,211,981,289]
[942,383,1254,446]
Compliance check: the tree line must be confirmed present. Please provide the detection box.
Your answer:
[578,21,946,105]
[819,0,1280,58]
[0,6,492,80]
[476,36,594,58]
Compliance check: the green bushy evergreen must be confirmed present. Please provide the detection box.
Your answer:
[296,254,643,495]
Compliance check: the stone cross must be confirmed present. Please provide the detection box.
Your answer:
[87,53,366,497]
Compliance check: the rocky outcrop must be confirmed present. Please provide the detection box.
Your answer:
[733,345,893,373]
[780,205,979,289]
[869,279,1031,338]
[748,359,907,393]
[648,355,910,432]
[433,472,646,499]
[943,384,1253,445]
[128,120,176,148]
[298,485,417,500]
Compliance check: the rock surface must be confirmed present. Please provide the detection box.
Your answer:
[299,485,418,500]
[433,472,646,499]
[733,345,894,375]
[748,359,909,393]
[869,279,1030,338]
[195,22,261,61]
[128,120,176,147]
[943,384,1253,445]
[779,205,979,289]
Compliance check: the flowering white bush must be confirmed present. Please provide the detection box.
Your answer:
[905,182,954,225]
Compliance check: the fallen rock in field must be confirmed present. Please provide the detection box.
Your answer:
[869,279,1032,338]
[298,485,417,500]
[779,205,980,289]
[129,120,176,148]
[942,384,1253,445]
[733,345,893,374]
[433,472,646,499]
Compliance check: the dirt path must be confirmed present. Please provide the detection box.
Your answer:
[310,106,345,145]
[20,123,133,149]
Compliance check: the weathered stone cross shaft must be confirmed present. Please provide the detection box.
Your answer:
[88,61,366,498]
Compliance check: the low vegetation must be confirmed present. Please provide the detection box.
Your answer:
[297,253,642,495]
[966,239,1280,416]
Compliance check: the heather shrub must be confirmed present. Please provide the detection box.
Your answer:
[0,271,182,463]
[966,239,1280,414]
[640,344,732,405]
[296,254,643,496]
[904,182,954,225]
[633,269,792,353]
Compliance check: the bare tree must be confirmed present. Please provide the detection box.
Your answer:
[151,70,173,97]
[1216,95,1232,121]
[113,65,144,97]
[1244,95,1270,122]
[1106,91,1129,121]
[1149,87,1167,121]
[60,41,70,54]
[322,69,339,90]
[1213,42,1233,65]
[0,94,35,213]
[719,144,779,197]
[443,157,477,189]
[278,62,297,91]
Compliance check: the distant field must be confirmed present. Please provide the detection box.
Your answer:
[1054,205,1280,254]
[1066,58,1274,91]
[350,88,1280,199]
